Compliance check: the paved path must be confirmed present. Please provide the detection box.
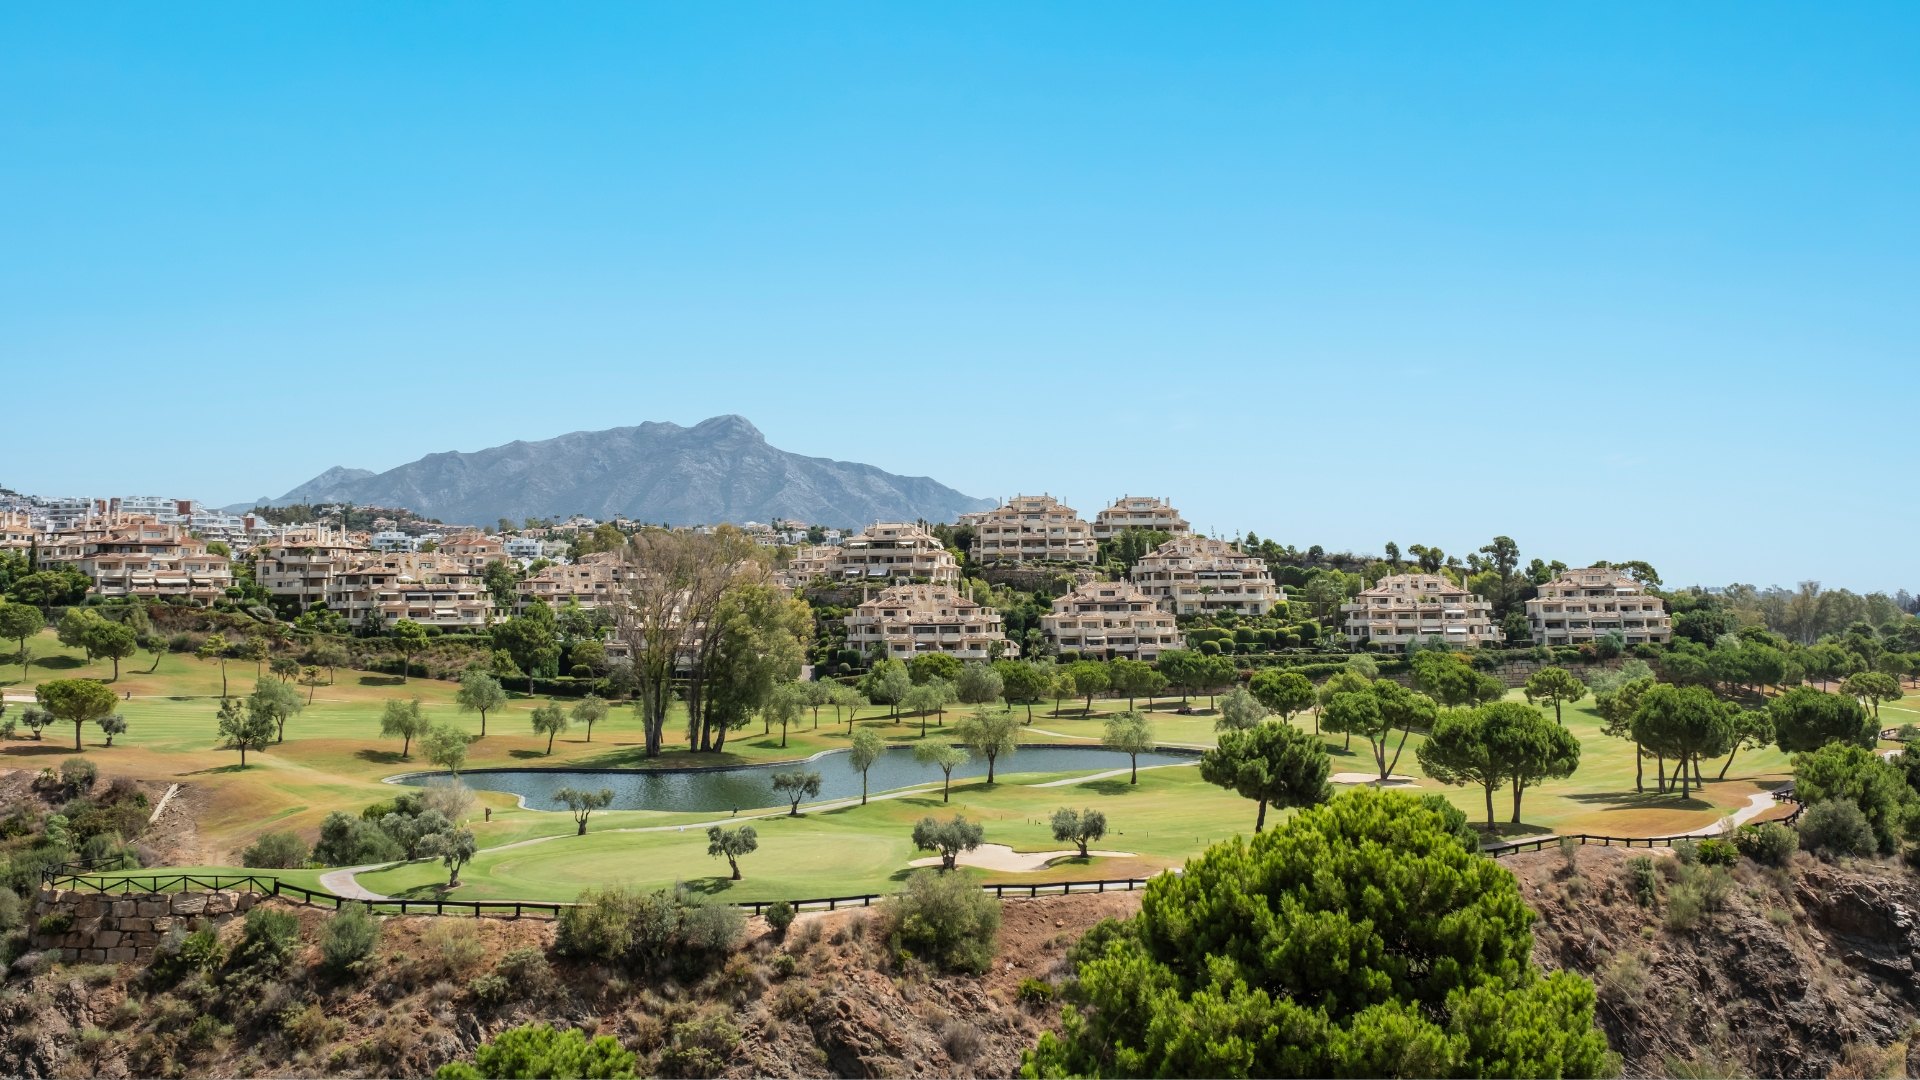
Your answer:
[1680,790,1779,836]
[319,864,394,900]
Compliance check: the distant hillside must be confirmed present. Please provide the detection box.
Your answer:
[232,415,995,527]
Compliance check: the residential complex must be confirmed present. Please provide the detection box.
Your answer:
[57,519,234,604]
[327,551,498,628]
[970,495,1095,565]
[1341,573,1500,648]
[1041,580,1182,661]
[783,522,960,588]
[517,552,629,611]
[1127,535,1282,616]
[253,527,366,610]
[1526,567,1673,646]
[1090,496,1190,540]
[844,584,1013,661]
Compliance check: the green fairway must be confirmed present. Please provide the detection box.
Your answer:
[7,628,1815,902]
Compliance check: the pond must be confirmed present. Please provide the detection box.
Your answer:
[393,745,1196,813]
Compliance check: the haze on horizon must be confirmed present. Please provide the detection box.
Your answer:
[2,6,1914,595]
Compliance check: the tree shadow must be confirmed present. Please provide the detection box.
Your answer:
[180,762,251,775]
[1081,779,1139,797]
[508,749,549,760]
[357,675,405,687]
[35,656,83,670]
[354,748,407,765]
[1475,822,1556,841]
[679,876,736,897]
[1564,790,1717,812]
[388,881,455,900]
[1,742,85,758]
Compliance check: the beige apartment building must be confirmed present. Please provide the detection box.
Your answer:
[55,519,233,604]
[1091,496,1190,540]
[1341,573,1499,649]
[845,584,1013,662]
[0,512,35,553]
[970,495,1095,565]
[517,552,630,611]
[254,527,367,610]
[784,522,960,589]
[328,552,498,629]
[1526,567,1673,646]
[1127,535,1281,616]
[1041,580,1183,661]
[437,532,508,574]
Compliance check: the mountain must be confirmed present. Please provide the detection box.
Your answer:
[232,415,996,528]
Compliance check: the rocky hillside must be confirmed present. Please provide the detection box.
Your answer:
[236,415,994,527]
[1517,844,1920,1078]
[9,850,1920,1079]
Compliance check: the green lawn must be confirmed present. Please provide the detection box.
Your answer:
[8,628,1813,902]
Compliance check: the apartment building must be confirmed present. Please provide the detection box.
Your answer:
[53,519,234,604]
[1526,567,1673,646]
[503,537,548,561]
[1341,573,1499,649]
[328,551,498,628]
[1128,535,1282,616]
[517,552,629,611]
[1041,580,1183,661]
[254,527,367,610]
[438,532,508,574]
[0,511,35,553]
[1091,496,1191,540]
[786,522,960,588]
[845,584,1013,662]
[970,495,1095,565]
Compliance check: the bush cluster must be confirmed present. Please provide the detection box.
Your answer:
[555,885,744,976]
[881,869,1001,974]
[1798,799,1878,859]
[1732,822,1798,866]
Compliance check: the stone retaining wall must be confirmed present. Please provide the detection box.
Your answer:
[29,888,259,963]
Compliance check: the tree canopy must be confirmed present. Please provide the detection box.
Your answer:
[1024,788,1610,1079]
[1198,720,1331,831]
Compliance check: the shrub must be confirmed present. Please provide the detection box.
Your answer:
[1670,838,1699,866]
[1798,799,1878,859]
[434,1022,637,1080]
[149,923,222,986]
[59,757,99,796]
[495,947,558,998]
[1623,856,1659,907]
[1016,977,1056,1007]
[242,831,310,870]
[556,886,740,976]
[231,906,301,973]
[940,1019,984,1065]
[556,886,639,962]
[764,901,796,941]
[1733,822,1799,866]
[1663,883,1704,931]
[319,905,381,975]
[656,1013,741,1080]
[1694,838,1739,867]
[0,888,20,935]
[38,911,74,935]
[416,920,484,979]
[882,869,1001,974]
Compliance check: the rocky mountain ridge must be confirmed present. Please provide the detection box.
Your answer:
[232,415,994,528]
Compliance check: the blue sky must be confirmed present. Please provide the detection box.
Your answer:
[3,5,1914,593]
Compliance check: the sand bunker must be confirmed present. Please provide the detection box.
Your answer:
[907,842,1136,872]
[1330,772,1417,786]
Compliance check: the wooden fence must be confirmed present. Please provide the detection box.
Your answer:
[42,867,1154,920]
[1484,790,1804,859]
